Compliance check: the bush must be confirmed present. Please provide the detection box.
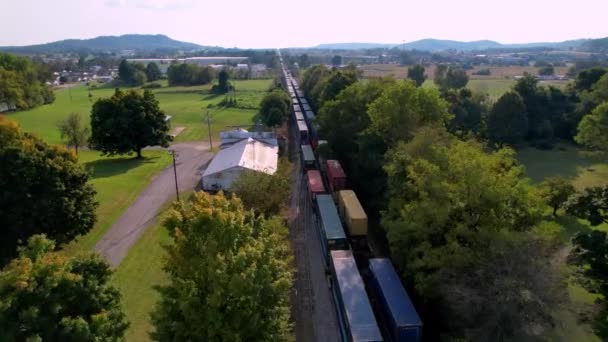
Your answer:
[142,82,162,89]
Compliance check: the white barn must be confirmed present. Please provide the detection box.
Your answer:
[201,138,278,191]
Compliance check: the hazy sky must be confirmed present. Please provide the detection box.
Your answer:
[1,0,606,48]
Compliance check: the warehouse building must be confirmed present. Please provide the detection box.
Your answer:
[201,137,278,191]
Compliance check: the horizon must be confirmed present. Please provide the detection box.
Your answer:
[1,0,607,49]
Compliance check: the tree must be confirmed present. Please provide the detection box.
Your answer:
[213,69,232,94]
[298,53,311,68]
[575,102,608,154]
[566,185,608,226]
[487,91,528,146]
[90,89,171,158]
[318,67,359,105]
[331,55,342,66]
[435,65,469,90]
[0,117,97,263]
[258,89,290,128]
[0,235,129,341]
[167,63,215,86]
[569,230,608,339]
[367,80,450,145]
[57,112,89,154]
[118,59,134,84]
[537,176,576,216]
[513,73,548,139]
[574,67,607,92]
[0,53,55,110]
[407,64,426,87]
[146,62,162,82]
[231,161,291,217]
[151,192,293,341]
[538,65,555,76]
[383,131,551,339]
[445,88,489,137]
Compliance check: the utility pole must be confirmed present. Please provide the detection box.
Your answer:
[170,150,180,201]
[206,110,213,150]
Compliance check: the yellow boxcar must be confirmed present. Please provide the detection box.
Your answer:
[337,190,368,237]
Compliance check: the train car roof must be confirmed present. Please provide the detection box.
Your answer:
[307,170,325,193]
[331,250,383,342]
[317,195,347,241]
[297,120,308,132]
[338,190,367,221]
[305,110,315,121]
[302,103,312,111]
[295,112,305,121]
[301,144,315,161]
[368,258,422,327]
[327,160,346,179]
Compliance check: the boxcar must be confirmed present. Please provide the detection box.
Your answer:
[331,250,384,342]
[327,160,347,193]
[292,98,300,106]
[295,111,305,122]
[302,103,312,112]
[297,120,309,144]
[301,144,316,170]
[337,190,368,238]
[316,195,349,262]
[300,98,309,106]
[368,259,422,342]
[307,170,325,203]
[305,110,315,122]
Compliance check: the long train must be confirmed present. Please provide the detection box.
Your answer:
[279,59,423,342]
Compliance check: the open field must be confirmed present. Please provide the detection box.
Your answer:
[5,79,272,144]
[63,150,172,255]
[362,64,570,99]
[112,216,171,342]
[517,144,608,341]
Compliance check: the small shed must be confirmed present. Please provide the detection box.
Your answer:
[202,138,278,191]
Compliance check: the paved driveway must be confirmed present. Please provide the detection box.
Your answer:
[94,142,213,268]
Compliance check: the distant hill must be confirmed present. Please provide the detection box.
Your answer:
[578,37,608,53]
[312,38,599,52]
[0,34,206,54]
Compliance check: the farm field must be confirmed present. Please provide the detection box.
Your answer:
[5,79,272,144]
[63,150,172,255]
[362,64,569,99]
[517,144,608,341]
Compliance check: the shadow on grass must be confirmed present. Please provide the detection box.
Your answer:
[551,214,594,239]
[84,155,161,179]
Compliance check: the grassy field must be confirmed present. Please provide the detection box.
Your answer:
[63,150,172,254]
[5,79,272,145]
[112,216,171,342]
[517,143,608,341]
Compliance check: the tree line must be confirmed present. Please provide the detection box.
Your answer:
[301,63,608,340]
[0,53,55,110]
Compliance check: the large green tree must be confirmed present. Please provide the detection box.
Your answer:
[318,67,359,105]
[537,176,576,216]
[445,88,489,137]
[407,64,426,87]
[566,185,608,226]
[0,117,97,263]
[258,89,290,128]
[434,65,469,90]
[382,129,558,339]
[575,102,608,154]
[89,89,171,158]
[487,91,528,146]
[118,59,146,86]
[0,235,129,341]
[0,53,54,110]
[151,192,293,341]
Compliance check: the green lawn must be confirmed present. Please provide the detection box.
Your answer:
[5,79,272,144]
[63,150,172,255]
[112,217,171,342]
[517,143,608,341]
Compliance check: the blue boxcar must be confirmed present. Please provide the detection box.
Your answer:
[331,250,384,342]
[368,259,423,342]
[316,195,349,263]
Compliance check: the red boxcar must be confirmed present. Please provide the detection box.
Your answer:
[307,170,325,203]
[326,160,347,193]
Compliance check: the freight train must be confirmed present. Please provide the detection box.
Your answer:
[280,59,423,342]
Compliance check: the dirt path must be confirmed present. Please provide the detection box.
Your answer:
[94,142,213,268]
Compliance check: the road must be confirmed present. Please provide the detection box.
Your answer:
[94,142,213,268]
[287,122,341,342]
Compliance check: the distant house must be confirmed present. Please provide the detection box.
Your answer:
[201,137,278,191]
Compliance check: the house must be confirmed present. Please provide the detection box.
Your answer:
[201,138,278,191]
[219,128,277,149]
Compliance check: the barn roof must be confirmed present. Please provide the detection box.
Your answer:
[202,138,278,177]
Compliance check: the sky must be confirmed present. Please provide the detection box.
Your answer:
[1,0,607,48]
